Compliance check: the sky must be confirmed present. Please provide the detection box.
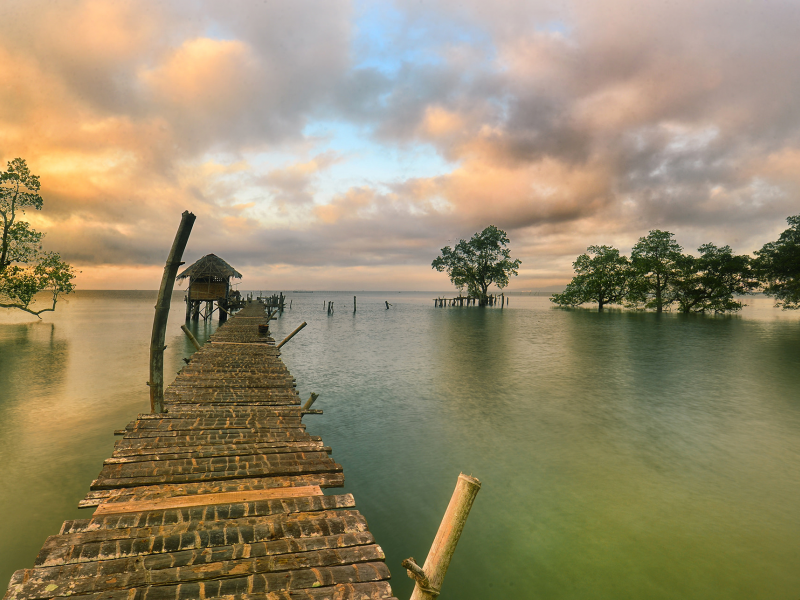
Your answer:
[1,0,799,291]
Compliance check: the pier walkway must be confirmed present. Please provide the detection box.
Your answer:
[5,303,395,600]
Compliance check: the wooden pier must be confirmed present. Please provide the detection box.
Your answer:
[433,293,505,307]
[4,302,395,600]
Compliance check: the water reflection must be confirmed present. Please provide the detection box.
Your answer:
[0,323,68,400]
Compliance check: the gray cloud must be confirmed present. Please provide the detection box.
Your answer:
[2,0,800,289]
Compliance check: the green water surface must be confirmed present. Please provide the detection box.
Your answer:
[1,291,799,598]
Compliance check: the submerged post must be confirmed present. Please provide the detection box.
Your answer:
[150,211,196,414]
[354,295,357,313]
[180,324,202,351]
[405,473,481,600]
[276,321,307,349]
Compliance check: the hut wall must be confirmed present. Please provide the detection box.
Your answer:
[189,282,228,300]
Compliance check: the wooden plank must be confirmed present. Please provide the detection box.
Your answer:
[13,563,391,600]
[100,452,334,476]
[79,473,345,507]
[36,511,370,566]
[104,444,331,463]
[12,545,386,597]
[90,460,343,489]
[93,485,323,515]
[67,495,356,535]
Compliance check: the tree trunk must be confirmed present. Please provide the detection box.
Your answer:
[655,273,662,312]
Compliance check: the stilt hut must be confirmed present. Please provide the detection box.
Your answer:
[177,254,242,322]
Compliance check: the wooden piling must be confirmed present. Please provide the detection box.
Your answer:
[405,473,481,600]
[303,392,320,410]
[276,321,308,349]
[180,324,202,351]
[354,295,357,313]
[149,211,195,415]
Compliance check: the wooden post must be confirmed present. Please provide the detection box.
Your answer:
[354,295,357,313]
[302,392,320,410]
[276,321,307,349]
[385,301,391,309]
[180,324,202,351]
[405,473,481,600]
[149,211,195,414]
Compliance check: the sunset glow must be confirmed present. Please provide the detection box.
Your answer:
[2,0,798,290]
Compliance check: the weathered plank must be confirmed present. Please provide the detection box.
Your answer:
[80,473,346,507]
[90,460,344,490]
[36,511,370,567]
[92,485,324,515]
[10,533,378,593]
[11,546,386,598]
[105,444,332,463]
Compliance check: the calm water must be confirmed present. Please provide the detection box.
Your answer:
[1,291,799,598]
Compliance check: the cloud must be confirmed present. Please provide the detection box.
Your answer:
[261,152,344,208]
[2,0,800,290]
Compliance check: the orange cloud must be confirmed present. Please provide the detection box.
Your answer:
[418,106,466,138]
[140,38,259,115]
[313,187,378,224]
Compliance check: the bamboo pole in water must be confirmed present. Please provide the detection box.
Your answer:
[276,321,307,349]
[150,211,195,414]
[180,324,202,351]
[302,392,320,410]
[404,473,481,600]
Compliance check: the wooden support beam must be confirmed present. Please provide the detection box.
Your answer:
[276,321,307,349]
[406,473,481,600]
[150,211,195,414]
[180,324,202,351]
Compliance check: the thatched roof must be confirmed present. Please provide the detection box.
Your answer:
[177,254,242,281]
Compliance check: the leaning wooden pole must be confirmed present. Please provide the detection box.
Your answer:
[180,324,202,351]
[149,211,196,414]
[404,473,481,600]
[275,321,307,349]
